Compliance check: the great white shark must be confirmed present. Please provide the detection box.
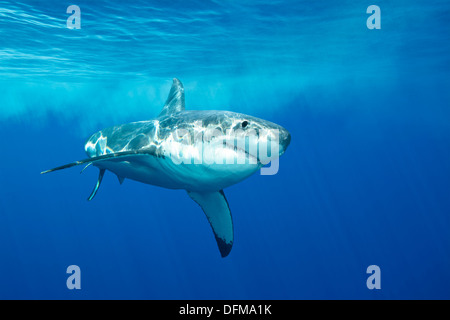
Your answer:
[42,79,291,257]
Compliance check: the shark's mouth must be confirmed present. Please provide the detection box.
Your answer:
[223,142,259,164]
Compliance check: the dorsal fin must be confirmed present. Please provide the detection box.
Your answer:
[158,78,185,117]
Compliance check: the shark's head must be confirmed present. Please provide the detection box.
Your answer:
[220,112,291,162]
[173,110,290,166]
[246,114,291,156]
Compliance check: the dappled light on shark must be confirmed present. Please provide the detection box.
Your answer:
[41,78,291,257]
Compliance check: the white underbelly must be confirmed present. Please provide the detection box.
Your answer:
[95,155,261,192]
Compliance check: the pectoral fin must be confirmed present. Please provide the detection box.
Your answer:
[187,190,233,257]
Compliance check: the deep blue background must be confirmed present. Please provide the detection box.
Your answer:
[0,0,449,299]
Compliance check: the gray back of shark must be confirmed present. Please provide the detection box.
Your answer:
[42,78,291,257]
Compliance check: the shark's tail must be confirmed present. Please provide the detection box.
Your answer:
[40,150,151,175]
[41,150,156,201]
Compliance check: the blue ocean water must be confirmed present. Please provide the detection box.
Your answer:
[0,0,449,299]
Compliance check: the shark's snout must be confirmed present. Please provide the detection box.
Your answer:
[279,127,291,155]
[267,125,290,157]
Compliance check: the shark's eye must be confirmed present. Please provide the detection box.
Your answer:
[242,121,249,128]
